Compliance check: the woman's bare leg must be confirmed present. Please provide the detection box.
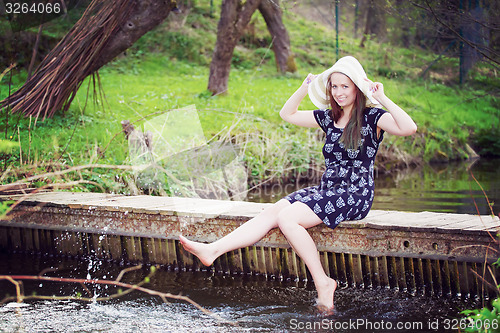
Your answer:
[277,202,337,311]
[179,199,291,266]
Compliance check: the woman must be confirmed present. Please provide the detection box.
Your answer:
[179,56,417,312]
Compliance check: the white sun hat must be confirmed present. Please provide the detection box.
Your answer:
[307,56,381,109]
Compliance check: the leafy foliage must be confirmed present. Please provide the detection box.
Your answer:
[472,126,500,157]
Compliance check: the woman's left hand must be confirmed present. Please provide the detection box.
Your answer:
[365,78,385,103]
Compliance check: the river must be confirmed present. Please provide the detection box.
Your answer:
[247,158,500,217]
[0,253,478,333]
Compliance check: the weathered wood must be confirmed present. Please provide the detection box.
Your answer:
[424,259,434,296]
[415,258,425,294]
[378,256,389,289]
[352,254,363,287]
[363,255,372,288]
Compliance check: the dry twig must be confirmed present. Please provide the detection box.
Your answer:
[0,264,237,326]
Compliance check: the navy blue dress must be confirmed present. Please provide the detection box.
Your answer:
[284,108,387,229]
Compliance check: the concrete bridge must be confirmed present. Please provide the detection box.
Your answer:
[1,192,499,299]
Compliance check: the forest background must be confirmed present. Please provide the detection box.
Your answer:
[0,0,499,197]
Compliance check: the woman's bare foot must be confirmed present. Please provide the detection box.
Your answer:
[179,235,217,266]
[315,278,337,313]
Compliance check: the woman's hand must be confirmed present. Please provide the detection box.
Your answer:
[364,78,417,137]
[279,73,320,128]
[364,78,386,103]
[302,73,317,88]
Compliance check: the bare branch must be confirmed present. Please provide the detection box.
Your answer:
[411,0,500,68]
[470,269,499,294]
[0,265,237,326]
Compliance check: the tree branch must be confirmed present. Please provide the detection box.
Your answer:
[411,0,500,68]
[0,265,237,326]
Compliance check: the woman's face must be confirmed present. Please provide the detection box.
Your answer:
[329,72,357,111]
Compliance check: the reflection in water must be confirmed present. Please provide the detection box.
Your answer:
[248,158,500,216]
[0,254,475,332]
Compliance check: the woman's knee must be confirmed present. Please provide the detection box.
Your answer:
[261,199,289,218]
[277,202,323,231]
[277,206,300,231]
[255,199,290,228]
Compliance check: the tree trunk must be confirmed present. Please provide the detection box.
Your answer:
[1,0,176,119]
[258,0,296,73]
[207,0,261,95]
[460,0,484,83]
[91,1,177,71]
[360,0,386,48]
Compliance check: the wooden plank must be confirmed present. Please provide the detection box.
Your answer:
[286,249,298,281]
[99,234,111,260]
[363,255,372,288]
[397,257,408,292]
[432,260,443,296]
[328,252,338,281]
[255,246,266,276]
[450,260,460,297]
[298,256,308,282]
[90,233,103,258]
[435,218,498,230]
[32,228,40,253]
[158,238,168,265]
[22,228,34,253]
[462,218,500,231]
[370,256,380,288]
[0,227,8,251]
[367,211,469,226]
[321,251,330,278]
[388,256,398,289]
[241,247,251,275]
[335,253,347,286]
[18,192,117,209]
[379,256,390,289]
[121,236,134,262]
[149,238,159,264]
[232,248,244,274]
[108,235,122,261]
[52,230,64,256]
[8,227,21,252]
[352,254,363,287]
[264,247,275,279]
[81,232,90,257]
[405,257,416,294]
[365,210,393,218]
[346,253,355,287]
[414,258,425,295]
[167,239,177,267]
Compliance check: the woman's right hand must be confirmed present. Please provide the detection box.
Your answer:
[302,73,317,88]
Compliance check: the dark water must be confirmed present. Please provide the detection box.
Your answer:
[0,253,479,332]
[248,158,500,217]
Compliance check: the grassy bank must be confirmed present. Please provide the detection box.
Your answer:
[0,2,499,194]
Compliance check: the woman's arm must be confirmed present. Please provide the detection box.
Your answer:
[279,74,319,128]
[366,80,417,137]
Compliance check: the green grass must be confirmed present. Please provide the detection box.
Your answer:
[0,2,499,193]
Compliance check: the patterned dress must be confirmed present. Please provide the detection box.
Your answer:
[284,108,387,229]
